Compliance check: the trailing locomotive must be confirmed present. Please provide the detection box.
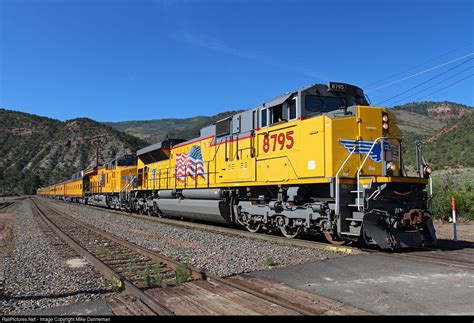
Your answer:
[37,82,437,249]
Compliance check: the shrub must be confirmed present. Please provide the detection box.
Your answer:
[430,179,474,221]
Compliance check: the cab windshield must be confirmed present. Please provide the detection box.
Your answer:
[305,95,346,113]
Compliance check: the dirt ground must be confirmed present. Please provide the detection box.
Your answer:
[434,221,474,242]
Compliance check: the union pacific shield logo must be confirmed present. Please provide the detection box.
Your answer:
[339,139,389,163]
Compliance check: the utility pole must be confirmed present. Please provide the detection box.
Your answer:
[0,171,5,201]
[96,141,100,168]
[83,135,106,169]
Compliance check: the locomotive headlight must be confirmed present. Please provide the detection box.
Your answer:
[382,122,389,130]
[423,165,433,176]
[387,161,400,176]
[382,114,389,122]
[387,162,398,172]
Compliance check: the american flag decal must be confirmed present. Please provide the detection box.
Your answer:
[175,145,206,182]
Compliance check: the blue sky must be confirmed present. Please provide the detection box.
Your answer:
[0,0,473,122]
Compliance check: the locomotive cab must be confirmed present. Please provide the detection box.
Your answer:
[300,82,368,119]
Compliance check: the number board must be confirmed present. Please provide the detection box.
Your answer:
[262,130,295,153]
[329,82,346,92]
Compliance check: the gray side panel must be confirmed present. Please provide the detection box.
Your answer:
[181,188,223,200]
[157,190,176,199]
[239,110,255,133]
[156,199,231,223]
[200,125,215,138]
[232,114,241,134]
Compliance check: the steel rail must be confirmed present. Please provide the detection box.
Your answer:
[131,212,359,254]
[31,199,174,316]
[207,276,328,315]
[40,197,474,271]
[0,202,14,210]
[386,252,474,270]
[38,199,205,280]
[361,247,474,270]
[44,198,359,255]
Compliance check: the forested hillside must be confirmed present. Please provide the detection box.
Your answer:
[0,109,146,195]
[391,101,473,168]
[106,111,241,144]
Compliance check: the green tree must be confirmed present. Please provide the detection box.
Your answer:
[23,174,42,195]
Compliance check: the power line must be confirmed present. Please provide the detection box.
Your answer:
[408,74,473,103]
[389,72,474,106]
[375,57,473,105]
[364,42,473,88]
[366,52,474,93]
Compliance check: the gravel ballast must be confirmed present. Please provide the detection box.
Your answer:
[46,199,345,277]
[0,200,113,315]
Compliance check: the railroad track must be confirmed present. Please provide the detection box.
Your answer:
[40,198,474,272]
[31,198,175,315]
[0,202,15,210]
[43,197,359,255]
[31,198,367,315]
[371,244,474,270]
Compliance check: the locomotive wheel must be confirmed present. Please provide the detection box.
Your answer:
[323,231,346,245]
[280,226,301,239]
[152,203,161,217]
[245,222,262,233]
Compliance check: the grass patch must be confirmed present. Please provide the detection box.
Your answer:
[96,244,112,258]
[127,262,138,275]
[141,264,166,287]
[154,264,165,287]
[143,266,152,287]
[263,256,276,267]
[174,264,188,286]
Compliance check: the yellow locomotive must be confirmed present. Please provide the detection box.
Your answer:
[82,154,137,208]
[38,82,436,249]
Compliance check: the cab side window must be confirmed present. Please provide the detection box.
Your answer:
[288,98,297,120]
[137,168,143,187]
[261,109,268,127]
[270,105,284,124]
